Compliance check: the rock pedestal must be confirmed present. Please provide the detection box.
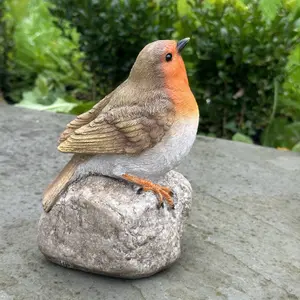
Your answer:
[38,171,192,279]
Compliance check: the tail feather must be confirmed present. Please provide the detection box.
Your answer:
[42,154,85,212]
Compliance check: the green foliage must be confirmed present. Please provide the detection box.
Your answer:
[1,0,300,150]
[3,0,94,113]
[50,0,178,96]
[0,4,4,97]
[262,119,300,148]
[275,14,300,148]
[0,1,13,100]
[180,0,300,148]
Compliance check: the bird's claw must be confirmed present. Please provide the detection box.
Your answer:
[136,187,143,195]
[153,186,175,210]
[137,185,175,209]
[124,174,175,209]
[157,201,164,209]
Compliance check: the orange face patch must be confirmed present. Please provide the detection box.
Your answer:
[160,42,199,118]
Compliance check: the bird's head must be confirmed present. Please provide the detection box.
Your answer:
[129,38,190,89]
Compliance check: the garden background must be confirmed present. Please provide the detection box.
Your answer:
[0,0,300,149]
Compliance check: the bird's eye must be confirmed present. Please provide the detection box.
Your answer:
[165,53,172,62]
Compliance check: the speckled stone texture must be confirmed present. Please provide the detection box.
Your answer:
[37,170,192,279]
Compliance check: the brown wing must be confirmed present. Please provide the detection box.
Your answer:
[57,99,175,155]
[58,95,112,145]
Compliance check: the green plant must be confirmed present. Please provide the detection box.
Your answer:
[0,1,13,101]
[3,0,93,113]
[178,0,300,147]
[0,3,4,96]
[232,132,254,144]
[263,1,300,148]
[50,0,178,97]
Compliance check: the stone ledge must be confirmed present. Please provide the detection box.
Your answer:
[0,104,299,300]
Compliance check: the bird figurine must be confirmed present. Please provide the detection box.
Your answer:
[42,38,199,212]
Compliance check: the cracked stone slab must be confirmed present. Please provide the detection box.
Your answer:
[38,171,192,278]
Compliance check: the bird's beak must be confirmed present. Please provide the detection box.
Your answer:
[177,37,190,53]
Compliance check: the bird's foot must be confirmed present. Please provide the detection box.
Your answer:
[122,174,175,209]
[144,184,174,209]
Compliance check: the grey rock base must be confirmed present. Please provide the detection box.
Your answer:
[38,171,192,279]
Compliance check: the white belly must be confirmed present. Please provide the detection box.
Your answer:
[76,117,198,181]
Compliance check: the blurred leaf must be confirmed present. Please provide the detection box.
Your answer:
[177,0,195,17]
[207,133,217,137]
[259,0,282,21]
[232,133,254,144]
[262,119,300,148]
[16,92,77,113]
[69,100,96,115]
[36,75,50,96]
[284,0,300,11]
[262,118,288,147]
[292,141,300,152]
[277,147,290,151]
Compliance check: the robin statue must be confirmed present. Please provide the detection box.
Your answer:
[42,38,199,212]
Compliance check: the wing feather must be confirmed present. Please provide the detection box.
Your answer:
[58,99,175,155]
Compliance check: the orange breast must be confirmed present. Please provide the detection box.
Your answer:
[162,56,199,119]
[167,87,199,119]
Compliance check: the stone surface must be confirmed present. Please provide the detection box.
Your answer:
[38,171,192,278]
[1,103,300,300]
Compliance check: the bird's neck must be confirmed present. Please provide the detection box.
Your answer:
[129,69,165,90]
[128,67,199,119]
[164,74,199,119]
